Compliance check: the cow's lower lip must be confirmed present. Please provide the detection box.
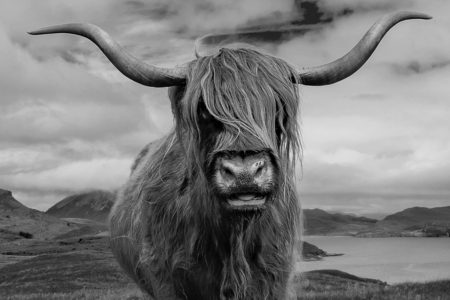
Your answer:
[227,195,266,207]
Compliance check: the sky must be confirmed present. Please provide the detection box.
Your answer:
[0,0,449,217]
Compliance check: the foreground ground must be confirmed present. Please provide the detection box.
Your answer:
[0,236,449,300]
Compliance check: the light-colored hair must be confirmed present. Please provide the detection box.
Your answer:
[180,48,301,173]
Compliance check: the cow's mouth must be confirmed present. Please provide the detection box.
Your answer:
[225,194,267,211]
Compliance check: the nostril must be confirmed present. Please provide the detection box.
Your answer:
[221,166,234,178]
[254,161,266,177]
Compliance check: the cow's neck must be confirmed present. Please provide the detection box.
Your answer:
[195,210,268,297]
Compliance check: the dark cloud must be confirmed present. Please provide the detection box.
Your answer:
[315,0,410,17]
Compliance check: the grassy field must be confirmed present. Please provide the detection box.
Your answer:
[0,238,449,300]
[295,270,450,300]
[0,248,145,300]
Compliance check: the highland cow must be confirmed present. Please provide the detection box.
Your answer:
[30,11,430,300]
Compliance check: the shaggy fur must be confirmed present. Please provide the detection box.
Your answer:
[110,48,302,300]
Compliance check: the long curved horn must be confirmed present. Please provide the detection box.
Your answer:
[298,11,432,86]
[29,23,187,87]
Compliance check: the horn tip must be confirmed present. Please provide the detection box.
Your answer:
[405,11,433,20]
[419,13,433,20]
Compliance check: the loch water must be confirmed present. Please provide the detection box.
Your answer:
[298,236,450,284]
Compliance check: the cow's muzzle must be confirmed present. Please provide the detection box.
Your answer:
[212,151,277,211]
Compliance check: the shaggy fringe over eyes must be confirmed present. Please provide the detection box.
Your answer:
[179,48,302,175]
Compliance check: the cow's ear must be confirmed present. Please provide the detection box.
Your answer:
[168,86,186,102]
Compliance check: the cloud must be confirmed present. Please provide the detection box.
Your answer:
[2,158,130,192]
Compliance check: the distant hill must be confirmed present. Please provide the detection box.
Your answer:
[303,209,377,236]
[382,206,450,226]
[357,206,450,237]
[0,189,78,241]
[46,190,115,223]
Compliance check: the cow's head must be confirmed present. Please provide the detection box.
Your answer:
[168,48,300,213]
[29,12,430,213]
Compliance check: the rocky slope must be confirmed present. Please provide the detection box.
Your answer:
[46,190,115,223]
